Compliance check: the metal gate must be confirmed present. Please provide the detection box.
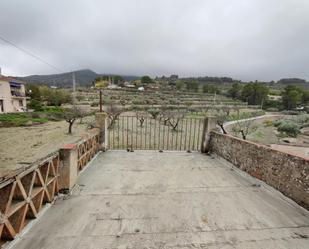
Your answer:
[107,116,204,151]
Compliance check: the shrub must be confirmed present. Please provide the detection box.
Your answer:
[132,98,144,105]
[294,114,309,125]
[32,118,49,124]
[281,110,299,115]
[27,99,43,111]
[169,99,179,105]
[0,113,48,127]
[277,121,300,137]
[148,109,160,119]
[274,120,283,127]
[265,107,279,112]
[91,102,99,107]
[263,120,273,127]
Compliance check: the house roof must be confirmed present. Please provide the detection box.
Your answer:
[0,76,25,84]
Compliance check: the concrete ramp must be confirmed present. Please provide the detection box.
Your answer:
[10,151,309,249]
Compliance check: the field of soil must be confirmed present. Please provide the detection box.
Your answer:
[226,115,309,158]
[0,116,95,177]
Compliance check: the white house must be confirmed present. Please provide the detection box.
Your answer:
[0,76,28,113]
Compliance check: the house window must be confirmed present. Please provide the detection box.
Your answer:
[19,100,23,106]
[0,100,3,112]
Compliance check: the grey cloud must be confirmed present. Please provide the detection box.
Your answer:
[0,0,309,81]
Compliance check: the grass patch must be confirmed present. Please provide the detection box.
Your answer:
[227,110,265,121]
[0,107,65,127]
[253,130,264,139]
[0,113,48,127]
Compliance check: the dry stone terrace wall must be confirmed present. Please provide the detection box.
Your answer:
[209,131,309,210]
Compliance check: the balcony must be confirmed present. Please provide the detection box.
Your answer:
[10,90,27,98]
[7,151,309,249]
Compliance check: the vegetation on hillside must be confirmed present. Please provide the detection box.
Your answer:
[26,84,72,110]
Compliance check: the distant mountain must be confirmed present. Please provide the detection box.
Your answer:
[16,69,140,87]
[277,78,307,85]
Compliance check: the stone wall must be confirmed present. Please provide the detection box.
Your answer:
[209,131,309,209]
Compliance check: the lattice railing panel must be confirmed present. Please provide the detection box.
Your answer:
[0,153,60,246]
[77,133,100,172]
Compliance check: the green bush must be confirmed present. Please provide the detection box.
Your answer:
[132,98,144,105]
[91,102,99,107]
[27,99,43,111]
[228,110,265,121]
[294,114,309,125]
[281,110,299,115]
[265,107,279,112]
[263,99,282,110]
[0,113,48,127]
[32,118,49,124]
[277,121,300,137]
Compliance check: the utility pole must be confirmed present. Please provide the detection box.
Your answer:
[72,72,76,105]
[99,90,103,112]
[72,72,76,92]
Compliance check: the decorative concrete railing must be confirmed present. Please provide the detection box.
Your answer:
[0,113,106,246]
[209,131,309,210]
[0,153,60,245]
[77,131,100,172]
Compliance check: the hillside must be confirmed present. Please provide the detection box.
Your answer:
[16,69,140,87]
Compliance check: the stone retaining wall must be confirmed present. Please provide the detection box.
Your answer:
[209,131,309,209]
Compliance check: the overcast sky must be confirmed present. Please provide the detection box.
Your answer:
[0,0,308,81]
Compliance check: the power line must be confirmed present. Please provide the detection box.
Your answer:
[0,35,63,73]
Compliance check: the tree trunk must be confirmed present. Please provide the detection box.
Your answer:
[139,118,145,127]
[219,125,227,134]
[240,130,246,140]
[68,121,74,134]
[169,120,180,131]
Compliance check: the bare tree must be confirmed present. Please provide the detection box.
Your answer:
[221,106,232,116]
[147,108,161,119]
[106,102,123,129]
[168,110,186,131]
[77,105,91,124]
[119,98,126,108]
[216,113,228,134]
[232,120,257,140]
[64,106,85,134]
[159,109,173,126]
[135,110,148,127]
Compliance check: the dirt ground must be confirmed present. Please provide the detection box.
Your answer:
[226,116,281,145]
[0,116,95,177]
[226,115,309,158]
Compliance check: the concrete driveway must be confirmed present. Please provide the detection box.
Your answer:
[8,151,309,249]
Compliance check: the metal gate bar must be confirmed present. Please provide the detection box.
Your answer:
[107,116,204,151]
